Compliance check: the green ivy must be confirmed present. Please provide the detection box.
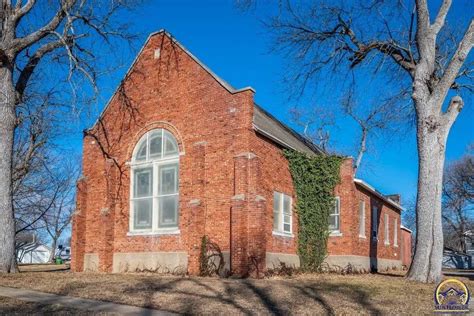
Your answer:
[284,150,342,271]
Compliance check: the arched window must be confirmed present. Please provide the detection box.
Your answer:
[130,129,180,233]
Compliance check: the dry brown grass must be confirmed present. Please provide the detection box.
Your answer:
[18,263,69,272]
[0,271,472,315]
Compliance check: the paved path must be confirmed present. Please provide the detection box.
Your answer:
[0,286,176,315]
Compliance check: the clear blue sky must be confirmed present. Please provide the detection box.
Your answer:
[70,0,473,209]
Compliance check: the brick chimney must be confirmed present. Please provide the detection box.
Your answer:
[386,194,401,205]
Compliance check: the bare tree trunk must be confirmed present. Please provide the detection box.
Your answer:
[408,103,449,282]
[49,237,58,263]
[0,66,18,273]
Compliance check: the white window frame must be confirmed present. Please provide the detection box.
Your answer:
[272,191,293,236]
[359,200,366,238]
[129,129,180,235]
[384,213,390,245]
[329,196,341,235]
[394,218,398,247]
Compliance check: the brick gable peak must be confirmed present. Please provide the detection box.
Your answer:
[88,29,255,132]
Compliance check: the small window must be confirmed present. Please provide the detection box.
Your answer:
[394,218,398,247]
[329,197,340,232]
[372,205,378,240]
[359,200,366,238]
[384,213,390,245]
[273,192,292,234]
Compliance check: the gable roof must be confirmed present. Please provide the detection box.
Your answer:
[89,30,324,156]
[89,29,254,131]
[253,104,325,155]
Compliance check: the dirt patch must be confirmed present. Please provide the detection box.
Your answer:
[0,272,471,315]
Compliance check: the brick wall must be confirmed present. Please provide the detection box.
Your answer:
[401,228,413,268]
[71,31,404,276]
[250,134,298,257]
[72,32,258,274]
[328,159,402,270]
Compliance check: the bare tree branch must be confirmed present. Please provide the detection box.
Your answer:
[11,0,76,53]
[432,0,452,35]
[12,0,36,25]
[15,39,67,100]
[434,20,474,110]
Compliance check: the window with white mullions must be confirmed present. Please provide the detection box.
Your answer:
[329,197,340,232]
[158,163,179,227]
[273,192,292,234]
[130,129,180,233]
[132,167,153,229]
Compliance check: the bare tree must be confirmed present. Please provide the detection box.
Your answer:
[341,89,411,174]
[41,158,79,262]
[289,105,335,152]
[0,1,138,273]
[246,0,473,282]
[442,154,474,252]
[12,93,59,236]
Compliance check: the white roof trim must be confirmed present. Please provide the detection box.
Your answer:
[354,178,405,211]
[400,225,413,233]
[89,29,255,131]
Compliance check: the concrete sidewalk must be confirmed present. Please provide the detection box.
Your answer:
[0,286,176,315]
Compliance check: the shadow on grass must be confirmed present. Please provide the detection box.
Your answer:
[43,273,385,315]
[107,278,380,314]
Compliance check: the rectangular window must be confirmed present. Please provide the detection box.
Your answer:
[329,197,340,232]
[384,213,390,245]
[132,167,153,230]
[131,161,179,232]
[158,163,179,228]
[273,192,292,234]
[394,218,398,247]
[359,200,366,237]
[372,205,378,240]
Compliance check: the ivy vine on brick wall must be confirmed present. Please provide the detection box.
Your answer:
[284,150,342,271]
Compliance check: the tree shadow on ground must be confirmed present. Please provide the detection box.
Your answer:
[38,273,385,315]
[116,277,383,315]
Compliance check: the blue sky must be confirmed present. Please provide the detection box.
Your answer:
[69,0,473,209]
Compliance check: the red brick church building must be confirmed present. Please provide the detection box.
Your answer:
[71,31,408,276]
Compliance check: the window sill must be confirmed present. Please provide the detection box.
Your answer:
[127,229,180,236]
[329,231,343,237]
[272,231,294,238]
[359,235,366,239]
[394,245,399,248]
[384,242,390,246]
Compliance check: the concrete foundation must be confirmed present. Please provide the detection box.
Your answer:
[324,255,402,272]
[265,252,300,269]
[376,258,403,271]
[208,251,230,274]
[112,252,188,273]
[83,253,99,272]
